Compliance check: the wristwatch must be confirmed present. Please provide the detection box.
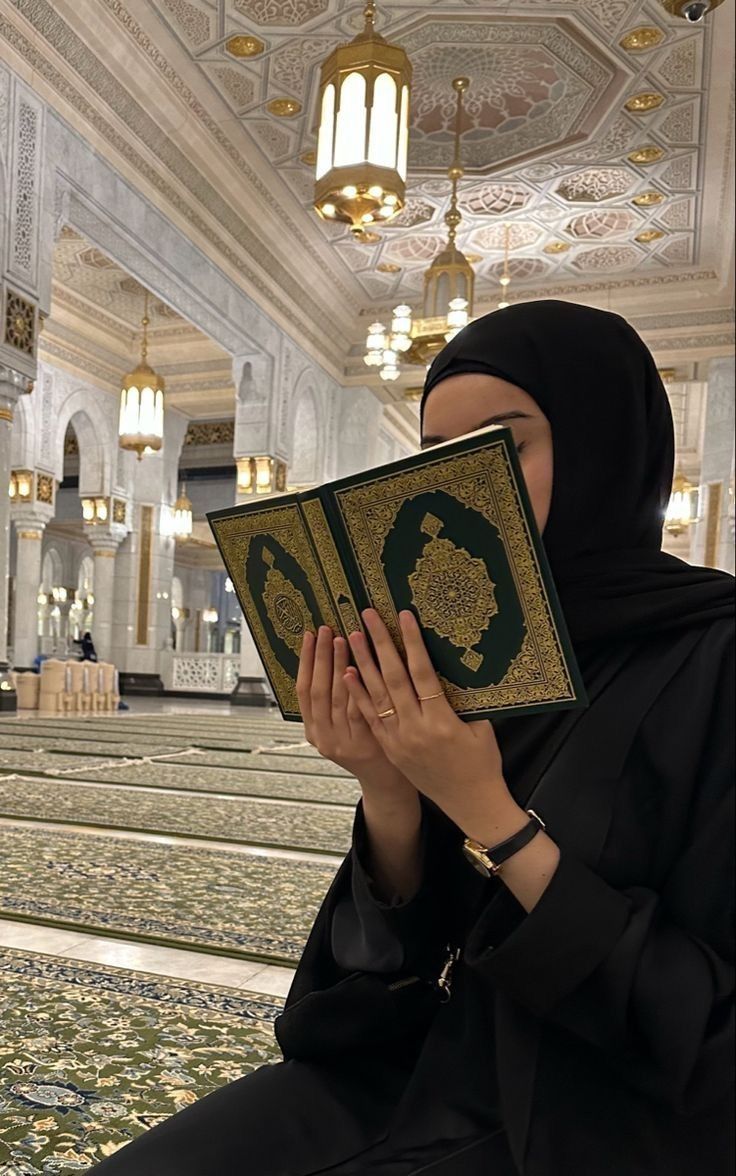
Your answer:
[462,809,546,878]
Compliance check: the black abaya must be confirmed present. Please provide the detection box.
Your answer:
[92,303,734,1175]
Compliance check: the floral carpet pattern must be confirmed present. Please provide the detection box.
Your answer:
[0,947,283,1174]
[0,776,354,853]
[0,825,338,963]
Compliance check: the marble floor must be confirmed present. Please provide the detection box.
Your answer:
[0,700,334,1001]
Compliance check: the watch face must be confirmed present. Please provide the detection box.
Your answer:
[462,845,491,878]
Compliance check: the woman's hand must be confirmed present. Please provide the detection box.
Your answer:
[343,609,518,830]
[296,625,413,793]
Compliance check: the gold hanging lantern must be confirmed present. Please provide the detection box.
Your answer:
[314,1,412,236]
[173,484,193,541]
[363,79,476,375]
[664,470,697,537]
[422,79,474,335]
[119,290,165,460]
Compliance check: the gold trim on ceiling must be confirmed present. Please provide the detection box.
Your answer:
[619,27,666,52]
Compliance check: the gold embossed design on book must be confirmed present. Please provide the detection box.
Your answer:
[300,497,362,634]
[262,545,315,657]
[334,444,574,714]
[408,513,498,671]
[210,505,340,716]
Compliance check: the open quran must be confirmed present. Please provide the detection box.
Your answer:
[208,425,587,722]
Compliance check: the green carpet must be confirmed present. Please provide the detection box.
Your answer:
[0,825,338,964]
[0,776,354,853]
[0,946,283,1173]
[46,760,362,805]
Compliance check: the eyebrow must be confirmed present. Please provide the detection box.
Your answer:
[421,411,534,448]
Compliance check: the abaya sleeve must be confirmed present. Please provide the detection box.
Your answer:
[330,793,471,977]
[462,626,734,1114]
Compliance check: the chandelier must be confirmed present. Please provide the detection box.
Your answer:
[363,78,475,380]
[173,484,193,541]
[664,471,697,537]
[314,2,412,235]
[119,290,165,460]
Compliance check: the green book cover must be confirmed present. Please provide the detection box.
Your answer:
[207,425,588,723]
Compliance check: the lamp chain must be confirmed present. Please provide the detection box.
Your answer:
[140,289,150,364]
[445,78,468,247]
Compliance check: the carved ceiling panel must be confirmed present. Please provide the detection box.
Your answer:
[144,0,715,304]
[4,0,730,333]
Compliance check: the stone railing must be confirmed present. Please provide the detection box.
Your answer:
[170,653,240,693]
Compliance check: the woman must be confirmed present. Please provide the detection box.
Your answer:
[93,301,734,1175]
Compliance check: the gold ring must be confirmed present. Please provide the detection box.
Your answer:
[417,691,445,702]
[377,707,397,719]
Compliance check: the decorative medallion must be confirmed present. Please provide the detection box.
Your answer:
[262,546,315,657]
[625,92,666,113]
[112,499,127,524]
[267,98,302,118]
[556,168,634,203]
[225,35,265,58]
[619,26,666,52]
[353,231,381,245]
[408,513,498,673]
[36,474,55,505]
[567,209,638,239]
[632,190,665,206]
[628,145,666,164]
[635,229,666,243]
[300,150,317,166]
[377,263,401,273]
[543,241,571,254]
[4,290,35,356]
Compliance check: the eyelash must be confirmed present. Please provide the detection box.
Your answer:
[516,442,527,455]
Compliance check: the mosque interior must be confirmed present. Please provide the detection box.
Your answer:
[0,0,734,1169]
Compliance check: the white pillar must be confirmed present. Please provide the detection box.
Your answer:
[690,357,735,573]
[89,539,120,663]
[12,521,45,668]
[0,381,22,670]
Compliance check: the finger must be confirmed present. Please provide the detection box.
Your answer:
[399,610,448,706]
[344,668,389,738]
[310,625,334,728]
[296,629,315,726]
[362,609,420,718]
[331,637,350,720]
[347,628,394,714]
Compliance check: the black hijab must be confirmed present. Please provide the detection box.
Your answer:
[421,300,734,647]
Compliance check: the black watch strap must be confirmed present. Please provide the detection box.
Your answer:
[490,809,545,864]
[468,809,546,875]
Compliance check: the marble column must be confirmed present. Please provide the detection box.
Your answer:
[89,538,120,663]
[231,616,273,708]
[0,382,21,673]
[690,357,735,574]
[11,521,46,669]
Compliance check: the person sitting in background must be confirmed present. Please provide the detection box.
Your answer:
[73,631,98,662]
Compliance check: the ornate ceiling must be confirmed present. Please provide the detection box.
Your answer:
[152,0,731,309]
[1,0,733,383]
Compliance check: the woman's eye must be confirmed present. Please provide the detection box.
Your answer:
[516,442,527,455]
